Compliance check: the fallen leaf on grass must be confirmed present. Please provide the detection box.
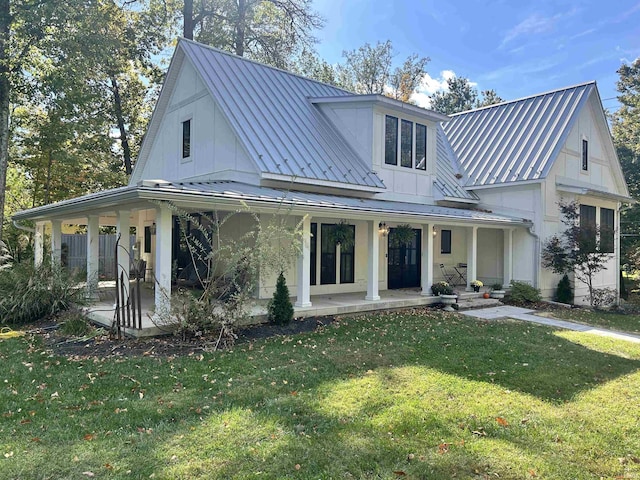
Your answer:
[294,464,301,470]
[496,417,509,427]
[82,472,94,477]
[83,434,95,441]
[393,471,406,476]
[438,443,450,454]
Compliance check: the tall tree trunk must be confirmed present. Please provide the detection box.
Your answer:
[110,75,133,175]
[183,0,194,39]
[44,150,53,204]
[235,0,246,56]
[0,0,10,241]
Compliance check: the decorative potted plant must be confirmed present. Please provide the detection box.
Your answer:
[389,224,416,248]
[431,281,457,311]
[329,221,354,249]
[490,283,506,299]
[470,279,483,292]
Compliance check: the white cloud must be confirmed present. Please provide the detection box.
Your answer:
[501,8,580,48]
[411,70,478,109]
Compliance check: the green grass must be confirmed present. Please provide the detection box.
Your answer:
[549,307,640,333]
[1,311,640,479]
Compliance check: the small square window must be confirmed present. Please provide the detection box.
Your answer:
[582,139,588,171]
[182,119,191,159]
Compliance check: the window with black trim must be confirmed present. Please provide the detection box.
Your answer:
[320,224,337,285]
[339,225,355,283]
[580,204,596,248]
[441,229,452,254]
[182,119,191,159]
[310,223,317,285]
[600,208,614,253]
[401,119,413,168]
[144,226,151,253]
[582,139,588,171]
[385,115,398,165]
[415,123,427,170]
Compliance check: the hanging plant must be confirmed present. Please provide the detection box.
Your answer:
[329,221,354,249]
[390,224,416,248]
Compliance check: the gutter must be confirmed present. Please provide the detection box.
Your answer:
[12,219,35,233]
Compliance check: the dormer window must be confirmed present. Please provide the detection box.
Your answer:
[401,120,413,167]
[182,119,191,159]
[582,139,588,171]
[416,123,427,170]
[385,115,427,170]
[385,115,398,165]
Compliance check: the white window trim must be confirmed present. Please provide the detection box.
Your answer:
[385,115,429,172]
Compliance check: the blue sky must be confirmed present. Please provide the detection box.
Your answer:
[312,0,640,112]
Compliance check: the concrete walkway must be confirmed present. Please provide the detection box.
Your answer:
[462,305,640,344]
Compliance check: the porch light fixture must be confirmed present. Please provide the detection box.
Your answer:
[432,226,437,237]
[149,222,157,235]
[378,222,389,236]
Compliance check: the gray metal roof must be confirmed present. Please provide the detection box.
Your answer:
[434,125,478,201]
[443,82,595,187]
[179,39,385,189]
[164,181,526,225]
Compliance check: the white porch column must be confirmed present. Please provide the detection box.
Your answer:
[503,228,514,287]
[86,215,100,297]
[116,210,131,300]
[154,203,172,318]
[34,222,45,267]
[421,223,434,295]
[366,220,380,301]
[295,215,312,308]
[466,226,478,291]
[51,220,62,264]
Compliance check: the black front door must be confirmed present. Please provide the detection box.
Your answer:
[387,228,421,289]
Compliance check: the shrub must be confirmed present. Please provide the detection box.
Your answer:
[431,281,454,296]
[555,274,573,304]
[490,283,503,291]
[58,310,92,337]
[508,281,541,304]
[0,261,86,325]
[590,287,617,310]
[268,272,294,325]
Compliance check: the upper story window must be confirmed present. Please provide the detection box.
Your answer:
[385,116,398,165]
[182,119,191,159]
[400,120,413,167]
[385,115,428,170]
[581,139,588,171]
[415,123,427,170]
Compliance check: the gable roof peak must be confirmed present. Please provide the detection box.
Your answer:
[177,37,356,96]
[450,80,597,117]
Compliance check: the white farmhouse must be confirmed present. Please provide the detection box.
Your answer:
[13,39,633,332]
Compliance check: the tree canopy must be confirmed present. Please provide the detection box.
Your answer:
[429,76,503,114]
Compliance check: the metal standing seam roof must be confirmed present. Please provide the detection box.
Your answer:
[443,82,595,187]
[164,181,526,225]
[434,125,478,201]
[179,39,385,189]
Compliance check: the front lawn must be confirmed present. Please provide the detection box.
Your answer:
[548,307,640,333]
[1,311,639,479]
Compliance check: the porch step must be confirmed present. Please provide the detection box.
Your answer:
[457,296,502,310]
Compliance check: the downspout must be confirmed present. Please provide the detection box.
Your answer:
[527,223,540,289]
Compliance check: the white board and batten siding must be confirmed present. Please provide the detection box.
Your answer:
[139,59,258,184]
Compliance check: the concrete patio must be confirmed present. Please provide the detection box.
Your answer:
[86,281,499,337]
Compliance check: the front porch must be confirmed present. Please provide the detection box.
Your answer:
[85,283,500,337]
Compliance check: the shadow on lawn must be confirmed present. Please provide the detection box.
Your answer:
[3,312,640,478]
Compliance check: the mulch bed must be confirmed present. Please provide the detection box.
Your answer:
[34,314,338,360]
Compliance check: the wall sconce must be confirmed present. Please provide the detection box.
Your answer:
[432,226,437,237]
[149,222,157,235]
[378,222,390,236]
